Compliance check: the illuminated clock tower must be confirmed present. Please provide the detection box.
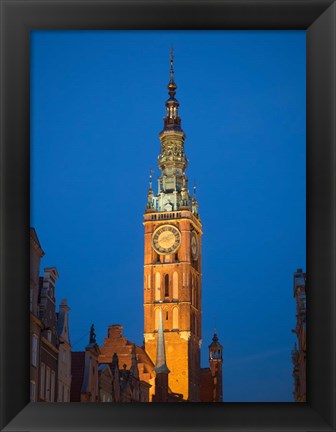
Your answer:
[143,51,202,401]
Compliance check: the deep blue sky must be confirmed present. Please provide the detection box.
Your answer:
[30,30,306,402]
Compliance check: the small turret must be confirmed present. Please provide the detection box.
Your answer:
[86,323,99,351]
[146,169,155,212]
[191,182,199,216]
[209,331,223,361]
[208,329,223,402]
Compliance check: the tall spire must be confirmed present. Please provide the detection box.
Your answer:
[168,48,176,97]
[145,50,200,218]
[170,48,174,80]
[154,306,170,374]
[163,49,182,132]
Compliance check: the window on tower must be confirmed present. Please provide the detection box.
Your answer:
[164,274,169,297]
[155,272,161,301]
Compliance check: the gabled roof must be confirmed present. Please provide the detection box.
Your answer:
[98,325,155,389]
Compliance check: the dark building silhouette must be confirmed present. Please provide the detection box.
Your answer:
[30,228,44,401]
[292,268,306,402]
[38,267,59,402]
[71,324,101,402]
[30,227,72,402]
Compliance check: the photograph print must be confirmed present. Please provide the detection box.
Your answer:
[30,30,306,403]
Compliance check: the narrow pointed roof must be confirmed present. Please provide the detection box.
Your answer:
[209,331,223,349]
[162,49,183,133]
[154,306,170,374]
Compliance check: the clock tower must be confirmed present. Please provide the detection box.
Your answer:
[143,51,202,401]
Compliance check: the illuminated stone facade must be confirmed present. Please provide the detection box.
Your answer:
[143,51,212,402]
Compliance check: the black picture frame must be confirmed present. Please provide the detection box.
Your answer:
[0,1,335,431]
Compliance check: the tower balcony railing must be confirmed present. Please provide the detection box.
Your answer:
[148,212,182,221]
[144,210,200,224]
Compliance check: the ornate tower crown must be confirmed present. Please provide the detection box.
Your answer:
[209,330,223,361]
[146,50,199,217]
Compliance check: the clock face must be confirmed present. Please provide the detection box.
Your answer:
[152,224,181,255]
[190,232,198,260]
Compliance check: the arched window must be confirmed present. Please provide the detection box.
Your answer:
[155,308,160,330]
[173,272,178,299]
[155,272,161,301]
[164,274,169,297]
[173,308,178,329]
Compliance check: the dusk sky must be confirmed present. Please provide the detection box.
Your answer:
[30,30,306,402]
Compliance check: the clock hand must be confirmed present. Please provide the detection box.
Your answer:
[161,234,174,242]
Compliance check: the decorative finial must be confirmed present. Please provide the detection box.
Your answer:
[170,47,174,81]
[89,323,96,344]
[193,179,197,197]
[149,168,154,189]
[167,48,177,98]
[214,319,217,335]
